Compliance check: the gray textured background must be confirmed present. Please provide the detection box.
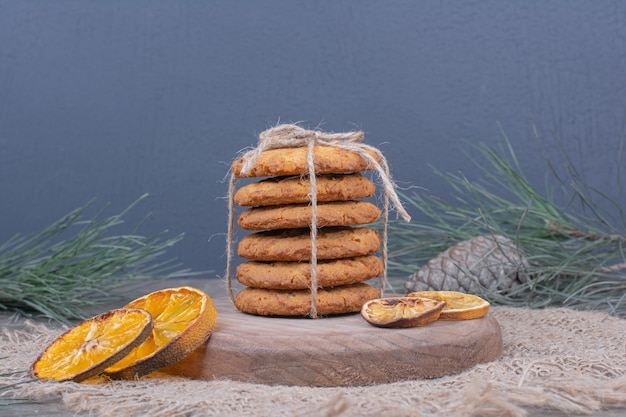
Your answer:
[1,1,625,277]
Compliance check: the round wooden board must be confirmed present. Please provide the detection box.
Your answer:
[161,297,503,387]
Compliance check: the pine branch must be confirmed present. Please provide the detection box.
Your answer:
[0,194,201,323]
[544,221,626,243]
[598,262,626,274]
[387,135,626,316]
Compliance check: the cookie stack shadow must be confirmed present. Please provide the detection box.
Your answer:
[231,146,384,317]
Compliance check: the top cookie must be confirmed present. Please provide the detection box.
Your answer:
[233,173,376,207]
[232,145,382,178]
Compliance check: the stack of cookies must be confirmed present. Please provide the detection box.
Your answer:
[230,145,384,317]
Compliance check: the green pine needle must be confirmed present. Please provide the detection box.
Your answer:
[0,194,200,323]
[387,134,626,316]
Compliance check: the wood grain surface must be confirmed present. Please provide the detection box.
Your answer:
[162,297,503,387]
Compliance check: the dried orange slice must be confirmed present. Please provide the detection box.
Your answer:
[361,297,446,328]
[30,308,153,382]
[105,286,217,379]
[407,291,490,320]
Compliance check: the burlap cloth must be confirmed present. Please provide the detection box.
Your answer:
[1,307,625,417]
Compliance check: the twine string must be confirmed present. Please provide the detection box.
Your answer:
[226,123,411,314]
[306,139,319,318]
[226,173,237,303]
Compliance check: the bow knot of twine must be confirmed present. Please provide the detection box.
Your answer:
[239,124,365,175]
[226,123,410,318]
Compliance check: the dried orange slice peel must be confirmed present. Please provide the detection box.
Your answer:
[30,308,153,382]
[105,286,217,379]
[407,291,490,320]
[361,297,446,328]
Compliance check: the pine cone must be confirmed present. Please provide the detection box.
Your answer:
[404,235,529,294]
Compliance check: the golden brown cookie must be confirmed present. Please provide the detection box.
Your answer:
[237,227,380,261]
[236,255,384,290]
[237,201,381,230]
[233,173,376,207]
[232,145,382,178]
[234,283,381,316]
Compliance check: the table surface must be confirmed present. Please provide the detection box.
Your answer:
[1,278,624,417]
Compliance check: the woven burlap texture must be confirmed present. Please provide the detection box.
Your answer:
[2,307,625,417]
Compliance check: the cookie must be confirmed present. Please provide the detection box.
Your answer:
[233,173,376,207]
[237,227,380,261]
[234,283,381,316]
[232,145,382,178]
[236,255,384,290]
[238,201,381,231]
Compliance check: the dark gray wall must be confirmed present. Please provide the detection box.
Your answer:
[1,1,625,275]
